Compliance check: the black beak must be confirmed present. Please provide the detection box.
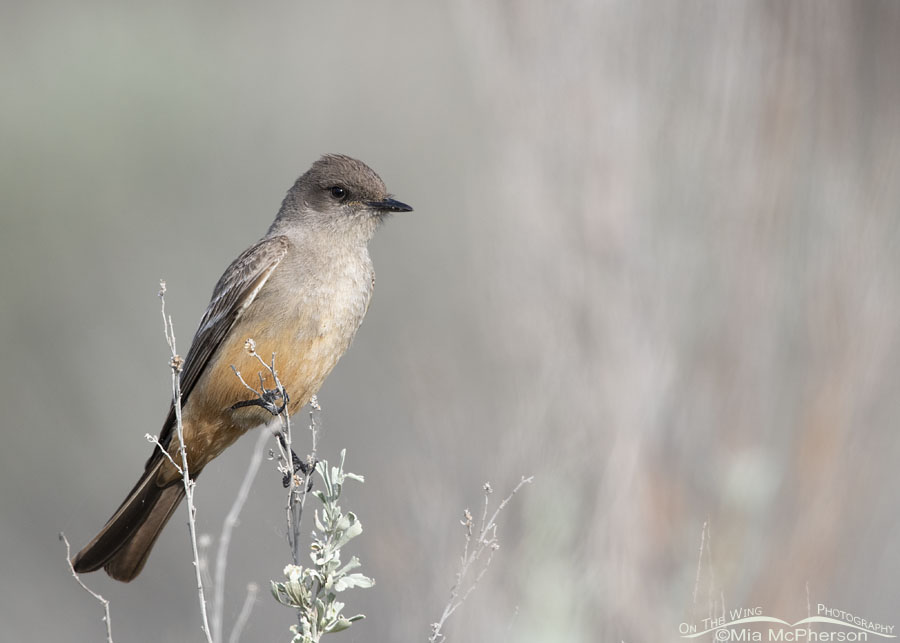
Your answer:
[366,198,413,213]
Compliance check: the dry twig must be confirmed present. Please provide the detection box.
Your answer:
[429,475,533,643]
[230,341,320,633]
[60,532,113,643]
[228,582,259,643]
[158,280,214,643]
[211,428,269,643]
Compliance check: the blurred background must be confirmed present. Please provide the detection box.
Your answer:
[2,1,899,641]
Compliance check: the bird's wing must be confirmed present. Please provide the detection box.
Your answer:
[151,235,291,461]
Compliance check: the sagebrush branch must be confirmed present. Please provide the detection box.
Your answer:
[60,532,113,643]
[429,475,534,643]
[158,281,214,643]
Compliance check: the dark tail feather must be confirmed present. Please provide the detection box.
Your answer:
[103,484,185,581]
[72,459,186,582]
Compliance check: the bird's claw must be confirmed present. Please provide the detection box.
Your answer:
[282,449,317,491]
[230,386,289,416]
[275,432,316,490]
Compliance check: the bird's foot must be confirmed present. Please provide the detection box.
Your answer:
[276,432,316,490]
[282,457,317,491]
[230,386,289,416]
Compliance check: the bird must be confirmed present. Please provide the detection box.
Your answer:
[73,154,412,581]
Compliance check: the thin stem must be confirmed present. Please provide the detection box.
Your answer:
[61,532,113,643]
[212,429,269,643]
[159,281,214,643]
[295,398,320,554]
[231,344,310,632]
[228,583,259,643]
[429,475,533,643]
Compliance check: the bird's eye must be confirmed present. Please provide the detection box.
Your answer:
[330,186,346,200]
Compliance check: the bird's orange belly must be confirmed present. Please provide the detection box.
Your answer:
[164,317,350,480]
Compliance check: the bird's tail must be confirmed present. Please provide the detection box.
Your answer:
[72,458,186,582]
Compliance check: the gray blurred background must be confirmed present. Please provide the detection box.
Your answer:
[2,1,900,641]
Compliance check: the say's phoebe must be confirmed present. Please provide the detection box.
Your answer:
[73,154,412,582]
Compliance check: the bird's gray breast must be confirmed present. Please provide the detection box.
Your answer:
[270,245,375,349]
